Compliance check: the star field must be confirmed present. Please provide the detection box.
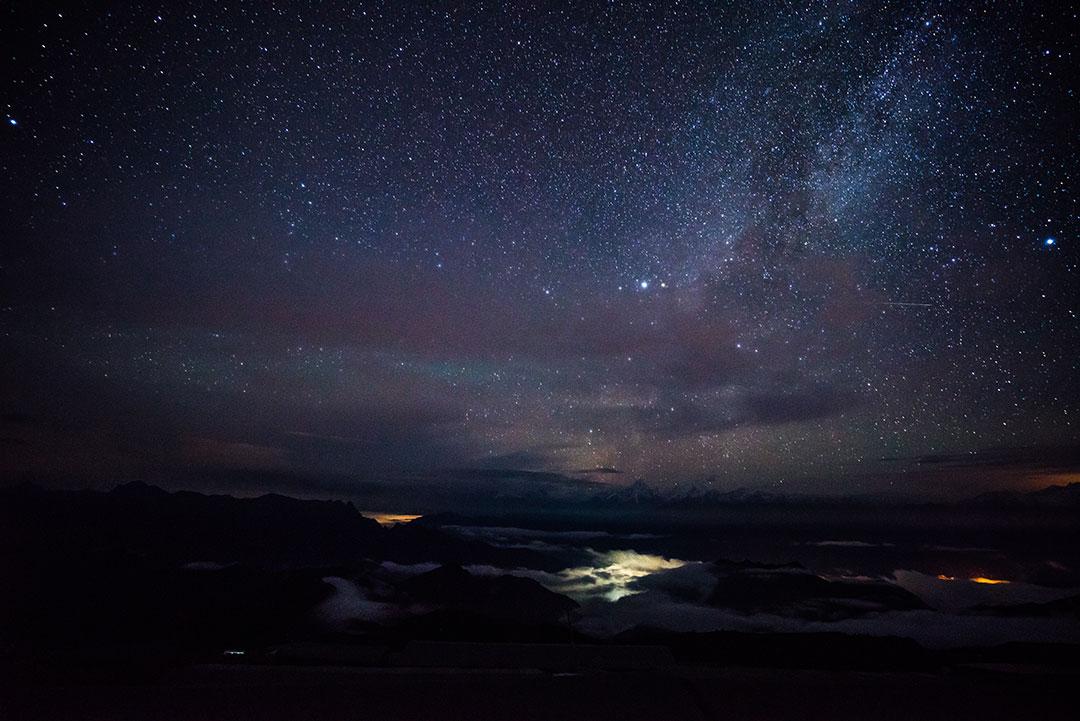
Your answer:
[1,1,1077,497]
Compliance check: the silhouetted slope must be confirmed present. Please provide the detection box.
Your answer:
[0,483,571,654]
[1,481,383,568]
[0,482,560,571]
[706,559,926,621]
[615,628,933,671]
[399,564,578,623]
[382,523,565,571]
[967,482,1080,509]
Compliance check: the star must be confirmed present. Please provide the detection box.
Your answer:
[0,0,1074,496]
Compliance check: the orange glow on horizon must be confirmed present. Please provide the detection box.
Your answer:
[362,512,421,526]
[936,574,1010,585]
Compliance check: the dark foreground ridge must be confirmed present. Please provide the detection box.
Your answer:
[4,641,1079,721]
[2,483,1078,719]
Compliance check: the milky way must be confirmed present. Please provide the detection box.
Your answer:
[2,2,1077,498]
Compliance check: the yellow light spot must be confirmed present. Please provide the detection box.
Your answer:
[937,573,1010,585]
[362,512,421,527]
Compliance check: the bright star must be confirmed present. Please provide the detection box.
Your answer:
[639,280,649,289]
[1044,237,1056,247]
[7,118,16,126]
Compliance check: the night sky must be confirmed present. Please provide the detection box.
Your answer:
[2,2,1077,500]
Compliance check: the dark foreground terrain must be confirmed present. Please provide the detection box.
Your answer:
[3,482,1078,719]
[4,644,1078,721]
